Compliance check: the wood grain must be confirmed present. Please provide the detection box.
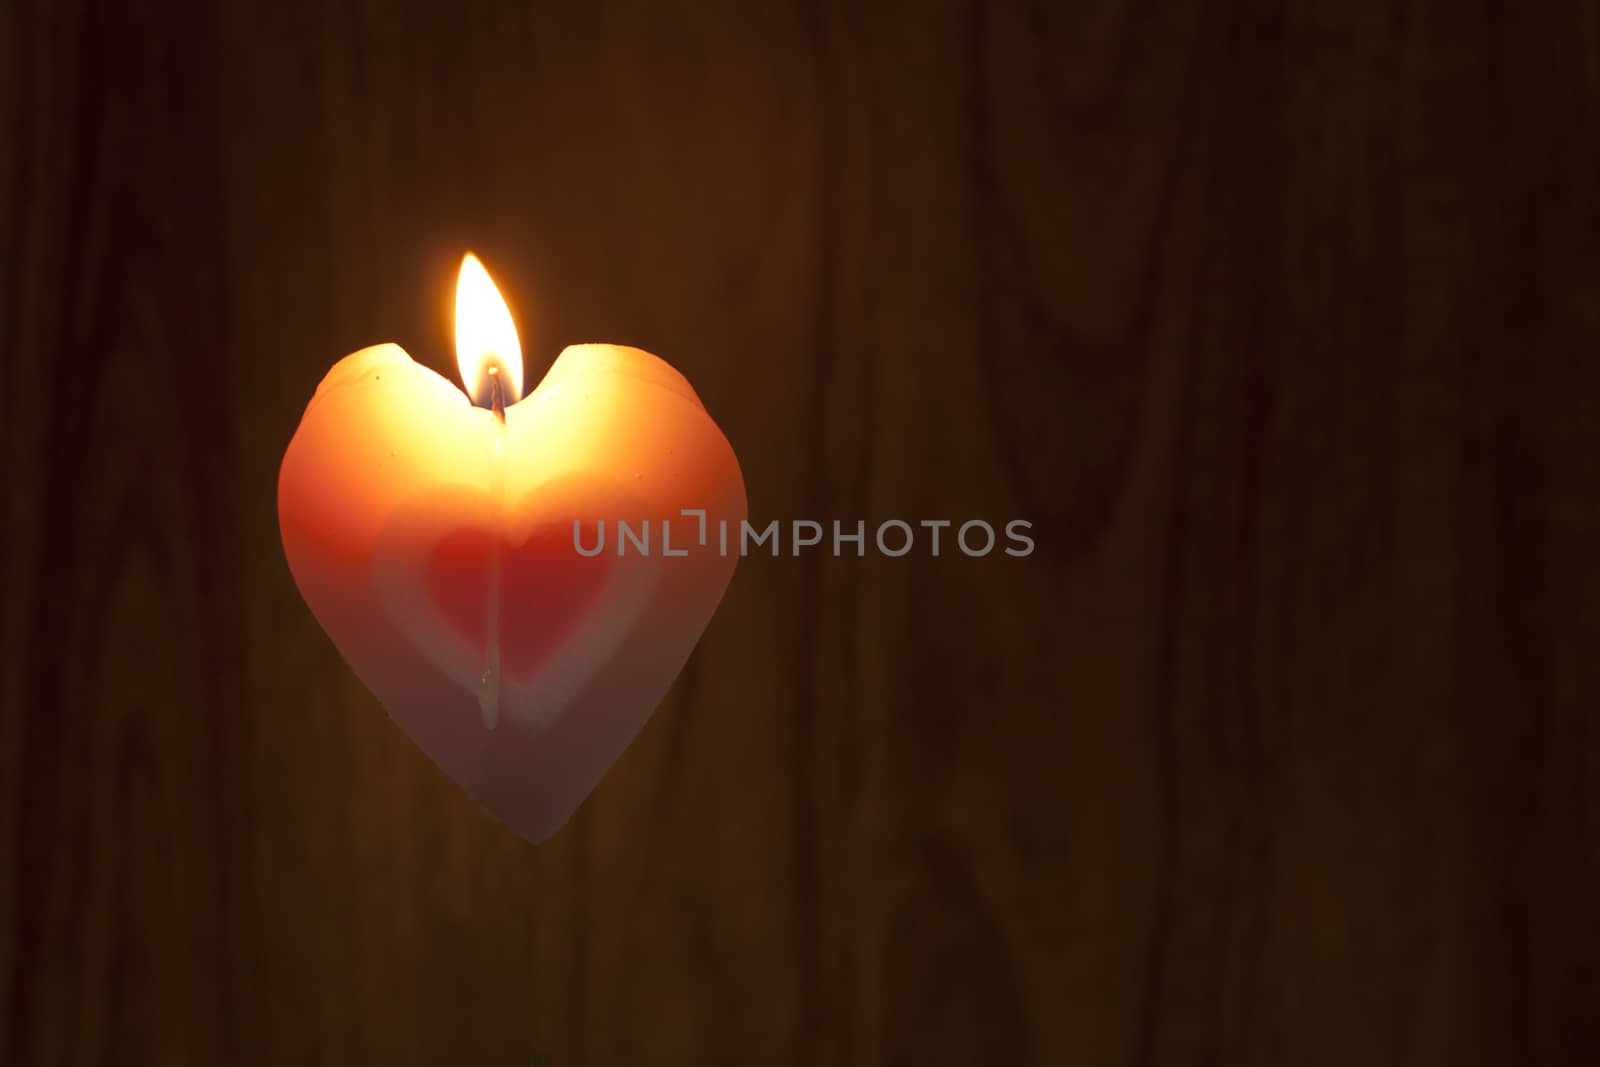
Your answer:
[3,0,1598,1064]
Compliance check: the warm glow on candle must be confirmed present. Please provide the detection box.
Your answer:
[455,252,524,406]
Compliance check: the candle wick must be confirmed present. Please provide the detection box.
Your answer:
[488,365,507,424]
[478,363,508,732]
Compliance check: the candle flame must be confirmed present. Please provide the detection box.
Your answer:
[455,253,524,407]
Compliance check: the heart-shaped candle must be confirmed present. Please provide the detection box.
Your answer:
[278,255,746,842]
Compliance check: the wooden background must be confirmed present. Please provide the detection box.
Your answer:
[3,1,1598,1063]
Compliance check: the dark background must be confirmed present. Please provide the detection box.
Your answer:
[3,1,1598,1064]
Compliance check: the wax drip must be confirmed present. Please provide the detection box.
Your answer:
[478,366,508,731]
